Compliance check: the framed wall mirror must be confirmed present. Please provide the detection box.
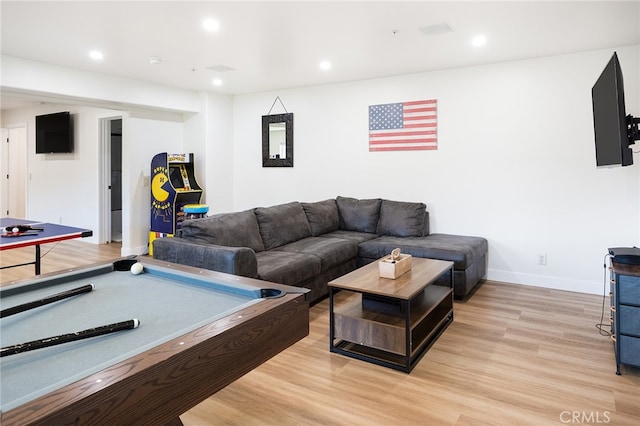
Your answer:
[262,113,293,167]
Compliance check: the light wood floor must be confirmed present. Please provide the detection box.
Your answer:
[183,284,640,426]
[0,239,124,286]
[2,242,639,425]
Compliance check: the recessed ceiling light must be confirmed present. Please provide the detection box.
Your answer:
[319,60,332,71]
[148,56,162,65]
[471,35,487,47]
[202,18,220,32]
[212,78,223,86]
[89,50,104,60]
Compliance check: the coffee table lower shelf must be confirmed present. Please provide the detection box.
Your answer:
[331,314,453,372]
[330,285,454,373]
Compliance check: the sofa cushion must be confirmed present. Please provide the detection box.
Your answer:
[180,209,264,252]
[377,199,427,237]
[302,199,340,236]
[274,237,357,270]
[255,202,312,250]
[336,196,382,233]
[255,251,321,286]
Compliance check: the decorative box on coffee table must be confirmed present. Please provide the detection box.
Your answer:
[328,257,454,373]
[378,252,412,279]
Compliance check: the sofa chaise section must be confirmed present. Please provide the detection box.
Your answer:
[331,196,487,299]
[357,233,488,299]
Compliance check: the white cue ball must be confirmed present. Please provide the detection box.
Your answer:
[130,263,144,275]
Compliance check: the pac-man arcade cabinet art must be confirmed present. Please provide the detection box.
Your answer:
[149,152,202,254]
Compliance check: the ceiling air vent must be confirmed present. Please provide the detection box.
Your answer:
[418,23,453,36]
[206,64,236,72]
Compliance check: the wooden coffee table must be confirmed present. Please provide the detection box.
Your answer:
[328,257,454,373]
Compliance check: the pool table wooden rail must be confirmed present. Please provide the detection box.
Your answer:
[0,258,310,426]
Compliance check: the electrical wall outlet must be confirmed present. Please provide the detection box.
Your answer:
[538,253,547,265]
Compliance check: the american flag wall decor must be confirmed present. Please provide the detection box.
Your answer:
[368,99,437,151]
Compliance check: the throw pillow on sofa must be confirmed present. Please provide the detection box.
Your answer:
[377,199,427,237]
[302,199,340,236]
[255,202,312,250]
[336,196,382,233]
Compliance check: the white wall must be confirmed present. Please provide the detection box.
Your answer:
[1,46,638,295]
[183,92,235,214]
[0,105,185,256]
[232,45,640,294]
[1,57,204,255]
[1,56,200,113]
[123,113,184,255]
[1,104,120,239]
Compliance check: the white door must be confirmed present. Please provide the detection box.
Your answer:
[0,126,27,218]
[0,128,8,217]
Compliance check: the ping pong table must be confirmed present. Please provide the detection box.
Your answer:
[0,217,93,275]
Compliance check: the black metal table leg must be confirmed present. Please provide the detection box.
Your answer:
[35,244,41,275]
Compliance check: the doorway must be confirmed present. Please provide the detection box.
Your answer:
[110,119,122,242]
[99,116,123,244]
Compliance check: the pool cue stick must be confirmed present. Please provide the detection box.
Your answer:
[0,319,140,358]
[0,284,95,318]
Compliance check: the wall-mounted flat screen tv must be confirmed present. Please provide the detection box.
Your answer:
[591,52,634,167]
[35,111,73,154]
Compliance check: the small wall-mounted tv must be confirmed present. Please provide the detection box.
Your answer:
[35,111,73,154]
[591,52,639,167]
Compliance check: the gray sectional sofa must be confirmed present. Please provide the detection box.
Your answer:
[152,196,488,303]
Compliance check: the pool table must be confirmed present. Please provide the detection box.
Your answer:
[0,257,310,425]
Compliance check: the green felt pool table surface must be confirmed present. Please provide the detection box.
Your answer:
[0,257,309,426]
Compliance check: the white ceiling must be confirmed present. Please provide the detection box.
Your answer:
[1,1,639,109]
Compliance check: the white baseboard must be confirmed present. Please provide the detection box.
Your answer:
[121,245,148,257]
[486,269,607,296]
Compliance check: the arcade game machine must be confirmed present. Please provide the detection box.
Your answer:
[149,152,203,255]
